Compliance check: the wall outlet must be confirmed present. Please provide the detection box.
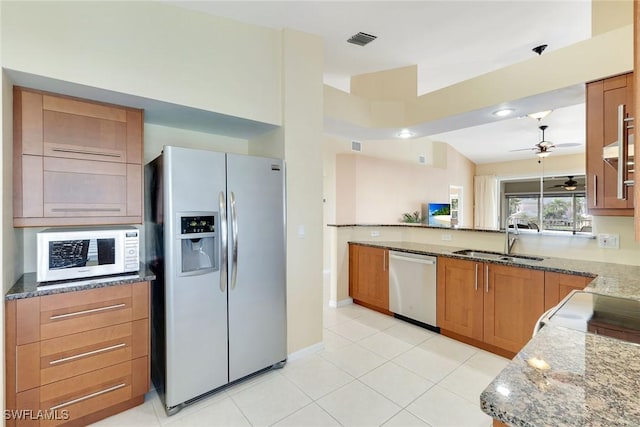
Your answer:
[441,234,452,241]
[597,233,619,249]
[370,230,380,237]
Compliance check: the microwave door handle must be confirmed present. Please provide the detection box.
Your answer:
[219,192,228,293]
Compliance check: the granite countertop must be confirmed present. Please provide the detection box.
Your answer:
[5,262,156,300]
[348,241,640,426]
[480,325,640,426]
[349,241,640,300]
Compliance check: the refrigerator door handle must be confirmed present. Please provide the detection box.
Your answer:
[219,191,228,293]
[230,191,238,289]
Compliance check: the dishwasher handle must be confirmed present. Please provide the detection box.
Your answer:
[389,253,436,265]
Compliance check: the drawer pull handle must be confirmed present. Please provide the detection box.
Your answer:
[50,383,126,410]
[51,147,122,158]
[50,208,123,212]
[49,343,126,365]
[50,303,126,320]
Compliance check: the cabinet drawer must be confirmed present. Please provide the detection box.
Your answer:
[41,360,133,427]
[40,319,148,386]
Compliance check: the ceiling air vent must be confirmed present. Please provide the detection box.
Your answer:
[351,141,362,152]
[347,32,377,47]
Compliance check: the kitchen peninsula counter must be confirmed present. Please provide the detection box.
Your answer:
[347,241,640,426]
[5,263,156,300]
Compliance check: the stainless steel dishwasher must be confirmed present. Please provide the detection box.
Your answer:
[388,251,438,330]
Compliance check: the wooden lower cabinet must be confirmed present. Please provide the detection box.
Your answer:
[483,264,544,353]
[544,271,592,310]
[349,243,390,313]
[5,282,150,427]
[437,257,546,356]
[436,257,483,340]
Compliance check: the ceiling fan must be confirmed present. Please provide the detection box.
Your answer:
[510,125,581,158]
[546,176,582,191]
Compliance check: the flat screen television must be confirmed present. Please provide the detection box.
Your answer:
[428,203,451,227]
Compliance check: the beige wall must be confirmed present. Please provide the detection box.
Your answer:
[278,30,324,353]
[476,153,586,178]
[325,26,633,130]
[592,0,634,36]
[333,146,474,226]
[2,2,324,357]
[1,1,283,126]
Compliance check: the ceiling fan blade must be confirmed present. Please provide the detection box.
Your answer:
[554,142,582,148]
[509,147,536,152]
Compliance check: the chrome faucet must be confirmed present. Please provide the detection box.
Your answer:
[505,214,520,255]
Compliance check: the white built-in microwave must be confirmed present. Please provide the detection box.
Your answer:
[36,226,139,282]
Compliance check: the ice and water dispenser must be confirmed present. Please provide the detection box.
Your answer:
[178,213,218,275]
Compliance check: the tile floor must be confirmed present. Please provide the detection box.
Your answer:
[92,304,509,427]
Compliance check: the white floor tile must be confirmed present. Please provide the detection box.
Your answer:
[323,310,355,328]
[354,311,399,331]
[90,391,160,426]
[407,385,492,427]
[358,331,414,359]
[229,375,311,426]
[393,345,466,383]
[359,362,434,407]
[383,410,433,427]
[317,381,401,427]
[323,329,354,352]
[333,303,369,319]
[438,352,509,405]
[281,354,354,399]
[418,335,478,363]
[382,322,438,346]
[320,343,386,378]
[272,403,341,427]
[164,397,250,427]
[328,319,379,342]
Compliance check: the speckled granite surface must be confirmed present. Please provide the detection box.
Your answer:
[5,263,156,300]
[348,240,640,427]
[480,325,640,427]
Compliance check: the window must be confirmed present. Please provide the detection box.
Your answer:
[502,176,592,234]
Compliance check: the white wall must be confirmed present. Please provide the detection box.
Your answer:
[1,1,282,126]
[2,2,324,357]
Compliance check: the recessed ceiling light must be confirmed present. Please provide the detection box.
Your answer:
[397,129,414,139]
[493,108,514,117]
[527,110,553,120]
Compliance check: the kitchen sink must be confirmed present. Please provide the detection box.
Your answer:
[452,249,544,262]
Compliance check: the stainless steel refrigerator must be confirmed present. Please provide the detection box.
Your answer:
[145,146,286,415]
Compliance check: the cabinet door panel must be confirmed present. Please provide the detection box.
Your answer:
[349,244,389,311]
[544,272,591,311]
[43,111,127,162]
[43,157,127,217]
[15,89,44,155]
[603,85,631,208]
[586,80,604,210]
[436,257,483,340]
[484,264,544,353]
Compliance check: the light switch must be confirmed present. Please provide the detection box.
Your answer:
[597,233,619,249]
[297,225,305,238]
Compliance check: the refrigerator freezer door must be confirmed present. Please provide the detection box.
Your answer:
[226,154,286,382]
[163,146,228,407]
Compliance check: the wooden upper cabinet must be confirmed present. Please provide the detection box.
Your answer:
[13,87,144,226]
[586,73,634,215]
[436,257,484,341]
[483,264,544,353]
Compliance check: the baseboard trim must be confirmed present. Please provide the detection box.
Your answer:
[287,342,325,362]
[328,297,353,308]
